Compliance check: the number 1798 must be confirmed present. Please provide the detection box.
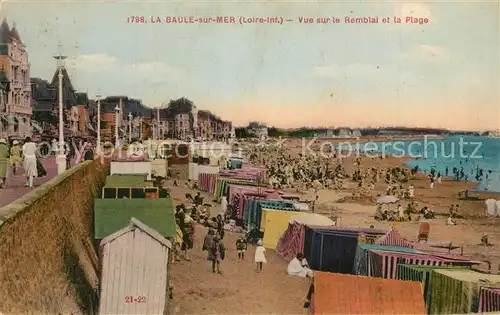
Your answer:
[127,16,146,23]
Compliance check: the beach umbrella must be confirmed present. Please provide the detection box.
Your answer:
[376,195,399,204]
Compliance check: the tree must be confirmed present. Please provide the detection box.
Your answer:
[235,127,251,138]
[267,126,282,137]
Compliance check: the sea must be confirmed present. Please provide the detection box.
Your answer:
[336,136,500,193]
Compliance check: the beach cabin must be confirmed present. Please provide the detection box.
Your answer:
[104,175,154,188]
[188,163,219,181]
[396,264,469,312]
[197,172,217,193]
[311,272,426,314]
[110,160,153,180]
[98,218,172,315]
[93,198,176,241]
[151,158,168,178]
[260,209,302,249]
[101,187,167,199]
[479,287,500,313]
[429,269,500,314]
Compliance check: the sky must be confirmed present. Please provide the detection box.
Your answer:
[1,0,499,130]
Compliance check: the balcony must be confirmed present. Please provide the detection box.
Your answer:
[11,80,22,88]
[7,104,32,115]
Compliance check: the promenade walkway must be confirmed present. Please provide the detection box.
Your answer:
[0,156,58,208]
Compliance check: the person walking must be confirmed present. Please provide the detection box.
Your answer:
[65,137,75,169]
[22,137,37,188]
[0,138,9,188]
[9,140,21,175]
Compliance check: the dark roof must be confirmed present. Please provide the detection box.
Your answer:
[50,67,77,107]
[0,19,22,44]
[0,19,11,44]
[100,96,152,118]
[197,110,212,118]
[10,24,20,42]
[75,92,89,105]
[50,67,75,92]
[167,97,194,115]
[31,78,54,100]
[32,99,53,112]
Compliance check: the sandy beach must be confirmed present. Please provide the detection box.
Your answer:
[167,136,500,314]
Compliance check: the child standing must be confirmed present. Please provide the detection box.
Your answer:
[254,239,267,272]
[236,236,248,261]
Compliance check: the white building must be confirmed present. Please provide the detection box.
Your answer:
[98,218,172,315]
[247,122,268,139]
[352,129,362,138]
[337,128,351,138]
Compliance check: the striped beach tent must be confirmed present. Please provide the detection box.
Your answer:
[214,178,258,201]
[479,287,500,313]
[197,173,217,194]
[369,250,449,279]
[353,244,419,276]
[276,222,306,262]
[370,250,480,280]
[375,228,414,248]
[396,264,468,312]
[429,269,500,314]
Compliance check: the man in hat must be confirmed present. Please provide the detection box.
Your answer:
[0,138,9,188]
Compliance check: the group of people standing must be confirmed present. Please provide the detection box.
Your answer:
[0,137,46,189]
[0,136,96,189]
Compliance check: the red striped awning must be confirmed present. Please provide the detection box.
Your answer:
[375,228,415,248]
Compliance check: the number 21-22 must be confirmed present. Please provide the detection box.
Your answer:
[125,296,147,303]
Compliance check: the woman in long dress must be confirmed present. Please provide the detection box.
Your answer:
[9,140,22,175]
[22,137,37,188]
[0,138,9,188]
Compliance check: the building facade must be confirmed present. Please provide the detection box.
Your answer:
[157,98,232,140]
[0,19,32,139]
[247,122,268,139]
[99,96,153,143]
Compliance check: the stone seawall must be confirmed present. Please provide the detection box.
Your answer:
[0,159,109,314]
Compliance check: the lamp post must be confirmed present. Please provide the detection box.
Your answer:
[128,112,132,143]
[157,107,161,140]
[114,105,120,147]
[96,93,101,154]
[54,44,67,175]
[139,116,143,140]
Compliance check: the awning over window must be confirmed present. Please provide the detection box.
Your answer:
[31,121,43,133]
[86,122,94,131]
